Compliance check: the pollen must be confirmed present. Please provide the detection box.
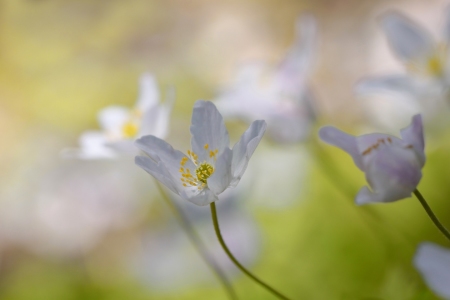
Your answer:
[195,163,214,184]
[427,55,444,77]
[204,144,209,149]
[209,149,219,160]
[122,122,139,138]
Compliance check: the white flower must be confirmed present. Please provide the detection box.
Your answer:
[214,14,317,143]
[63,73,174,159]
[319,114,425,205]
[356,10,450,126]
[414,242,450,299]
[135,100,266,206]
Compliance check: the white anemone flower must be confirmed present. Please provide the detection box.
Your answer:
[414,242,450,299]
[319,114,425,205]
[356,10,450,126]
[64,73,174,159]
[135,100,266,206]
[214,14,317,144]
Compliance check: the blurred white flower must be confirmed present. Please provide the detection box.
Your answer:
[64,73,174,159]
[356,10,450,127]
[135,101,266,206]
[414,242,450,299]
[319,114,424,205]
[214,14,317,143]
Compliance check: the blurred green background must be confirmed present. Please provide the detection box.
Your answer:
[0,0,449,299]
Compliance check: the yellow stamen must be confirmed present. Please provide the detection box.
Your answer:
[122,122,139,138]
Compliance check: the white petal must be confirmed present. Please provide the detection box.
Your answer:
[180,188,218,206]
[231,120,266,186]
[190,101,230,163]
[400,114,425,166]
[135,156,179,194]
[318,126,363,170]
[140,87,175,139]
[135,135,196,181]
[381,12,434,62]
[62,131,117,160]
[445,6,450,44]
[355,186,380,205]
[362,144,421,203]
[414,242,450,299]
[208,148,233,195]
[98,106,130,132]
[274,14,317,93]
[355,75,418,99]
[135,73,160,112]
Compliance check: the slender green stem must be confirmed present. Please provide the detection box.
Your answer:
[210,202,292,300]
[155,182,238,300]
[414,189,450,242]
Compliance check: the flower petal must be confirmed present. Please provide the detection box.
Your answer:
[231,120,266,186]
[98,106,130,132]
[208,148,233,195]
[381,12,434,62]
[180,188,218,206]
[135,135,196,181]
[355,75,418,100]
[135,155,179,194]
[135,73,160,112]
[190,101,230,163]
[400,114,425,166]
[318,126,363,170]
[445,6,450,44]
[62,131,117,160]
[414,242,450,299]
[274,14,317,94]
[361,144,421,203]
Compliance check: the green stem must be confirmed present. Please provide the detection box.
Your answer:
[414,189,450,242]
[155,182,238,300]
[210,202,292,300]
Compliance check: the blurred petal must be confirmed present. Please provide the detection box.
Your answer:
[208,148,233,195]
[61,131,116,160]
[355,75,418,100]
[381,12,434,62]
[231,120,266,186]
[445,6,450,44]
[319,126,363,170]
[135,73,160,112]
[274,14,317,93]
[190,101,230,163]
[98,106,129,132]
[400,114,425,166]
[414,242,450,299]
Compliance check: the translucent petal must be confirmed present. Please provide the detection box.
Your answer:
[208,148,233,195]
[318,126,363,170]
[414,242,450,299]
[180,187,218,206]
[231,120,266,186]
[135,156,179,194]
[135,73,160,112]
[400,114,425,166]
[355,75,418,100]
[190,101,230,163]
[62,131,117,160]
[381,12,434,62]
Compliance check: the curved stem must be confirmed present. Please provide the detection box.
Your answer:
[155,182,238,300]
[210,202,292,300]
[414,189,450,242]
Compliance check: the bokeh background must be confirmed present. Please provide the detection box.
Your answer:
[1,0,450,299]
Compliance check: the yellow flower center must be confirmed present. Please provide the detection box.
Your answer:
[179,144,218,189]
[122,121,139,138]
[427,55,444,77]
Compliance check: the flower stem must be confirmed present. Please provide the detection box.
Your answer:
[414,189,450,242]
[210,202,292,300]
[155,182,238,300]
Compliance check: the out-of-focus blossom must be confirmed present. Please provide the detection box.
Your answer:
[63,73,174,159]
[319,114,424,205]
[414,242,450,299]
[214,15,317,143]
[356,11,450,126]
[135,101,266,206]
[131,187,260,291]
